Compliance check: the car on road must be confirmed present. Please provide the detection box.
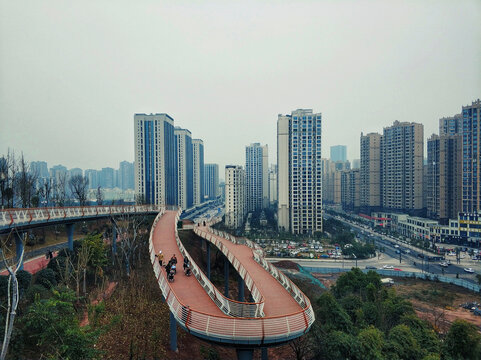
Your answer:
[439,262,449,267]
[464,268,475,273]
[393,268,403,271]
[383,265,394,269]
[365,266,377,270]
[394,244,400,248]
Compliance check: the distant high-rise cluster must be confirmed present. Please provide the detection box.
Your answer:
[204,164,219,200]
[134,113,212,208]
[277,109,323,234]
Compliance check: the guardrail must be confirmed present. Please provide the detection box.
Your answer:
[193,228,265,317]
[0,205,162,229]
[149,211,315,344]
[177,213,263,318]
[301,266,481,293]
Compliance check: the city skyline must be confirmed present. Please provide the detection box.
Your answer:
[1,1,480,171]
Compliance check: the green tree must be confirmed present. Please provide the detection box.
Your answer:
[385,324,422,360]
[357,326,384,360]
[400,314,440,356]
[21,287,100,359]
[443,319,481,360]
[316,292,353,333]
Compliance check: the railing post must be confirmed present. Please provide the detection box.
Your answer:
[66,223,74,251]
[170,311,177,352]
[14,231,24,271]
[238,275,245,302]
[206,240,211,280]
[224,256,229,297]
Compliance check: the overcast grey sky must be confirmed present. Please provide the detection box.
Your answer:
[1,1,480,174]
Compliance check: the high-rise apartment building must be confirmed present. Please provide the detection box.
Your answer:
[175,127,193,210]
[427,134,462,223]
[462,99,481,213]
[277,109,322,234]
[204,164,219,200]
[119,161,134,190]
[330,145,347,162]
[85,169,99,189]
[49,165,67,183]
[245,143,268,212]
[134,113,176,205]
[360,132,382,214]
[100,167,114,188]
[439,114,463,136]
[382,121,424,215]
[268,165,277,205]
[192,139,204,205]
[341,169,360,212]
[31,161,49,179]
[225,165,246,228]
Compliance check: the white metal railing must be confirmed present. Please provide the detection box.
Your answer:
[149,211,315,344]
[0,205,162,229]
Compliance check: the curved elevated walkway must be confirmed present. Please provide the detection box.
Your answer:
[149,210,315,346]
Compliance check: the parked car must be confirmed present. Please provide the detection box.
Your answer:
[439,262,449,267]
[365,266,377,270]
[383,265,394,269]
[464,268,474,273]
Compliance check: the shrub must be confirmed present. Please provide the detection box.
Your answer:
[35,268,57,289]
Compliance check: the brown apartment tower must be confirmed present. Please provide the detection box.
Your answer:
[360,132,382,214]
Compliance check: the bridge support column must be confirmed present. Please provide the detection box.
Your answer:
[261,347,268,360]
[206,241,211,280]
[236,348,253,360]
[14,231,24,271]
[66,223,74,251]
[224,257,229,297]
[170,311,177,352]
[238,275,245,302]
[112,224,117,255]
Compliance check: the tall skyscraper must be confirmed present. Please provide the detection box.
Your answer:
[462,99,481,213]
[134,113,176,205]
[192,139,204,205]
[49,165,67,183]
[268,164,277,205]
[330,145,347,162]
[245,143,268,212]
[85,169,99,189]
[277,109,322,234]
[360,132,382,214]
[225,165,246,228]
[427,134,462,223]
[439,114,463,136]
[119,161,134,190]
[175,127,193,210]
[204,163,219,200]
[100,167,114,188]
[30,161,49,179]
[341,169,360,212]
[382,121,424,214]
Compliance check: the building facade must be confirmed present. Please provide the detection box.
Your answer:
[360,132,382,214]
[341,169,360,212]
[245,143,268,212]
[277,109,322,234]
[268,165,277,205]
[134,113,176,205]
[225,165,246,229]
[175,127,193,210]
[462,99,481,213]
[204,163,219,200]
[330,145,347,162]
[119,161,134,190]
[439,114,462,136]
[192,139,204,206]
[382,121,424,215]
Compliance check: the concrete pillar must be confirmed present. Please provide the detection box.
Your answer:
[112,224,117,255]
[66,223,74,251]
[238,275,245,302]
[206,241,211,280]
[170,311,177,352]
[224,257,229,297]
[261,347,268,360]
[236,349,253,360]
[14,231,24,271]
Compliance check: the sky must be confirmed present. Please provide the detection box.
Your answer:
[1,0,480,175]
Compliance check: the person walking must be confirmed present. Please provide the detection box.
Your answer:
[156,250,164,267]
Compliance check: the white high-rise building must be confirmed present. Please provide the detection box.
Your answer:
[192,139,204,205]
[175,127,193,210]
[225,165,246,229]
[204,163,219,200]
[245,143,268,212]
[268,165,277,205]
[277,109,323,234]
[134,113,176,205]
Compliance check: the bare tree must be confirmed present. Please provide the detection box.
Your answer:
[68,174,89,206]
[0,231,25,359]
[38,177,54,207]
[96,186,104,205]
[53,173,67,207]
[112,214,147,276]
[15,153,38,208]
[0,150,17,208]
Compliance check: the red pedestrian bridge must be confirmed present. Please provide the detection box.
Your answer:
[149,209,315,352]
